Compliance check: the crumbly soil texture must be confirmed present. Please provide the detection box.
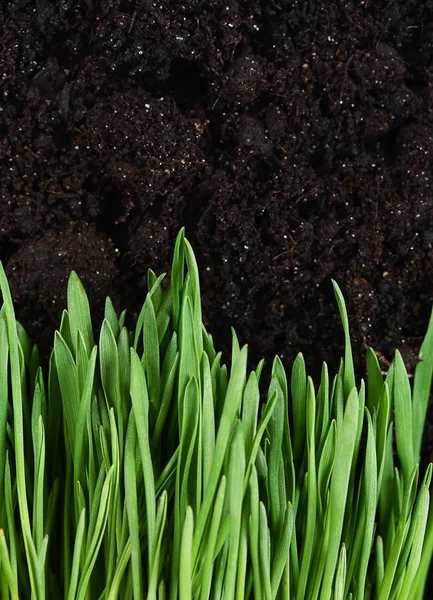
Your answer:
[2,0,433,582]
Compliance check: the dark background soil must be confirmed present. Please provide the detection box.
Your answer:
[1,0,433,590]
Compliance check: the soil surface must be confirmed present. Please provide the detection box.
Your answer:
[1,0,433,590]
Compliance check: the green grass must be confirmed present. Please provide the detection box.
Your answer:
[0,227,432,599]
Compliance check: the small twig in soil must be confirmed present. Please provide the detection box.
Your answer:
[340,54,355,102]
[128,11,137,34]
[273,244,296,261]
[46,190,80,198]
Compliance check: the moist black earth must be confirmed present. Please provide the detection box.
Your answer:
[1,0,433,590]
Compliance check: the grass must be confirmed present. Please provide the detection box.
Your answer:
[0,226,432,599]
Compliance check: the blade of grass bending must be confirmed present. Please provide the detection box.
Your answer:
[156,287,173,345]
[332,280,355,398]
[376,536,385,598]
[393,350,415,487]
[270,501,293,598]
[342,380,365,552]
[267,376,284,538]
[119,308,127,330]
[76,330,89,403]
[210,352,222,410]
[235,509,249,598]
[202,324,216,364]
[199,476,226,600]
[46,352,62,481]
[73,346,97,496]
[31,414,45,554]
[59,308,72,349]
[75,482,87,556]
[124,411,142,600]
[356,408,378,600]
[30,343,41,398]
[179,506,194,600]
[321,387,359,600]
[333,361,345,428]
[142,294,161,422]
[297,377,317,600]
[158,580,166,599]
[184,237,203,359]
[148,491,168,598]
[291,352,307,468]
[271,357,294,501]
[171,227,186,332]
[67,271,94,356]
[317,361,330,455]
[308,494,331,600]
[289,481,300,593]
[66,508,86,600]
[160,331,178,395]
[155,446,179,498]
[334,545,347,600]
[224,421,246,600]
[259,502,272,600]
[105,413,122,588]
[0,263,40,596]
[106,539,132,600]
[4,454,17,583]
[76,465,114,600]
[16,319,31,369]
[255,358,265,384]
[133,273,166,351]
[212,540,229,598]
[242,371,260,460]
[118,501,131,566]
[129,348,156,574]
[118,326,132,429]
[171,376,200,600]
[376,383,390,496]
[212,512,231,561]
[92,397,105,476]
[151,352,179,454]
[54,330,80,455]
[409,505,433,600]
[317,420,336,521]
[181,377,200,517]
[201,351,215,496]
[1,577,10,599]
[349,496,369,589]
[399,464,432,600]
[100,319,123,447]
[378,464,419,600]
[379,423,394,549]
[0,529,18,600]
[192,346,247,569]
[216,365,228,425]
[231,327,241,370]
[0,317,8,497]
[147,268,163,311]
[185,380,206,584]
[179,295,200,412]
[104,296,120,340]
[243,390,277,497]
[18,340,33,462]
[366,347,383,413]
[249,466,262,598]
[412,306,433,459]
[63,458,74,592]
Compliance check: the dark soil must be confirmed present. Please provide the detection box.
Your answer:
[1,0,433,589]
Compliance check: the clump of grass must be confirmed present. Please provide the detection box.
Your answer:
[0,227,432,599]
